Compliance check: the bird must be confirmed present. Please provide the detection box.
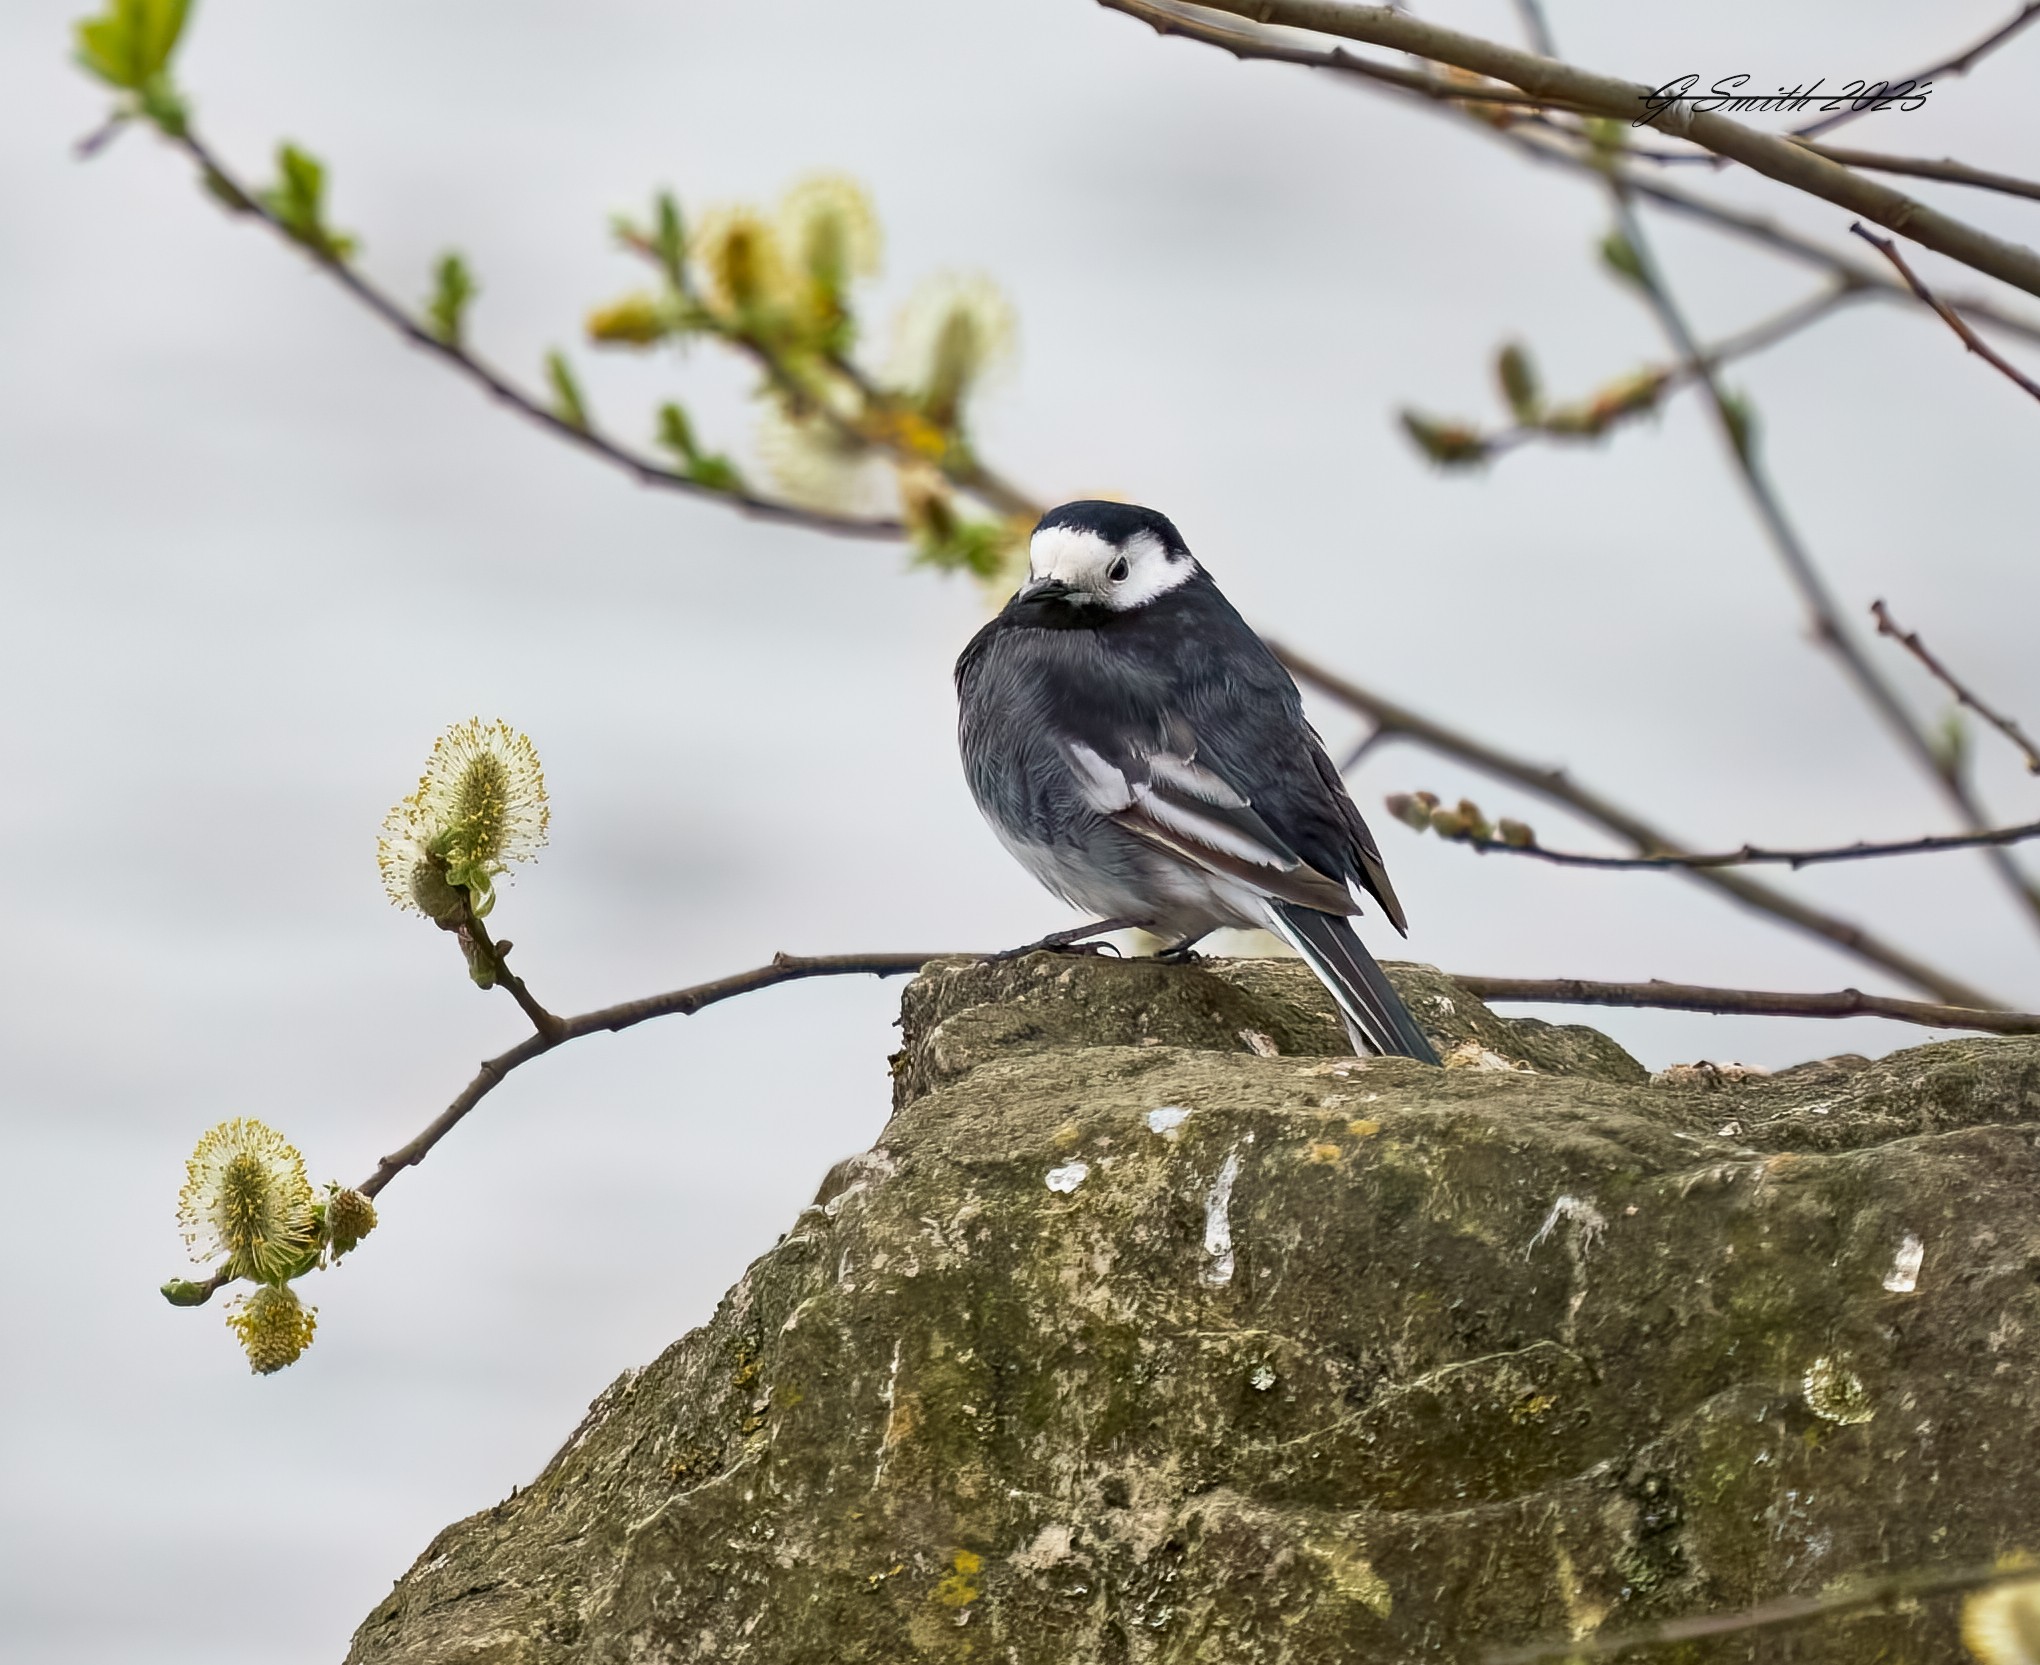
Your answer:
[955,499,1441,1064]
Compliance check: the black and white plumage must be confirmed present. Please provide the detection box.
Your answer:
[955,500,1441,1064]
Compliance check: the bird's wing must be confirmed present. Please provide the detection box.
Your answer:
[1055,731,1361,917]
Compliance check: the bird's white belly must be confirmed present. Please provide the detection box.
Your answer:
[991,821,1267,935]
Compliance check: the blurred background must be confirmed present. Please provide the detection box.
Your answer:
[3,0,2036,1657]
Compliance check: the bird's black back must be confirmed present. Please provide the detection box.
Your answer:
[956,568,1406,930]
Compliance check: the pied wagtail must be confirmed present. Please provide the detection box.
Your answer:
[955,500,1440,1063]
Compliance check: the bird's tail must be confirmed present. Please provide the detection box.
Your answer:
[1265,903,1441,1064]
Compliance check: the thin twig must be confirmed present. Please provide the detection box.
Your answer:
[167,129,905,542]
[1279,642,2001,1009]
[1483,280,1865,458]
[1605,191,2040,931]
[1439,818,2040,870]
[1179,0,2040,299]
[1582,137,2040,206]
[1801,142,2040,204]
[1484,1560,2040,1665]
[1851,222,2040,402]
[161,942,2040,1306]
[462,916,566,1040]
[356,952,938,1199]
[1455,976,2040,1035]
[1548,148,2040,348]
[1509,0,1555,60]
[1097,0,1598,113]
[1790,1,2040,140]
[1874,600,2040,773]
[367,948,2040,1202]
[367,952,2040,1203]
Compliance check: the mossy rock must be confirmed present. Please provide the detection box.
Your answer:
[348,956,2040,1664]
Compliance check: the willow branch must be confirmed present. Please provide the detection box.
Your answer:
[1276,643,2001,1009]
[1801,143,2040,205]
[365,955,2040,1205]
[365,949,2040,1203]
[357,952,938,1200]
[1852,223,2040,403]
[1604,191,2040,931]
[1874,600,2040,772]
[1457,977,2040,1036]
[166,128,904,542]
[1183,0,2040,300]
[460,915,566,1040]
[1440,818,2040,871]
[1486,1561,2040,1665]
[1790,1,2040,140]
[1100,1,2040,352]
[1098,0,1594,112]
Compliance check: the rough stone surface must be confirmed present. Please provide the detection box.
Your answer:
[348,955,2040,1664]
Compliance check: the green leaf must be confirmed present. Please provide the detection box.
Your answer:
[1495,342,1540,422]
[1599,228,1648,290]
[655,404,742,492]
[260,142,359,260]
[1398,410,1489,468]
[1931,708,1971,784]
[426,253,476,347]
[74,0,191,91]
[655,401,700,462]
[545,351,589,430]
[1717,387,1758,461]
[160,1277,214,1307]
[913,518,1013,580]
[654,191,687,291]
[686,455,744,494]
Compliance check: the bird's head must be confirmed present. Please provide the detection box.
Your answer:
[1016,500,1200,613]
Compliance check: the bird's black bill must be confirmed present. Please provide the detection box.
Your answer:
[1018,577,1075,603]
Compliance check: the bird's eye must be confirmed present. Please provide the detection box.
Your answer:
[1108,556,1130,583]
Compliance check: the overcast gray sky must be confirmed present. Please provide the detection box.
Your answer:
[4,0,2037,1658]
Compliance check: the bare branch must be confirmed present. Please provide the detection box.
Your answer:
[160,939,2039,1308]
[1480,280,1865,459]
[1455,977,2040,1036]
[167,129,906,542]
[1277,642,2003,1009]
[1576,157,2040,349]
[1602,192,2040,931]
[364,950,2040,1207]
[1800,143,2040,205]
[1432,818,2040,871]
[1169,0,2040,299]
[1100,1,2040,350]
[1790,1,2040,140]
[1098,0,1595,112]
[368,946,2040,1203]
[461,916,566,1041]
[1874,600,2040,773]
[357,951,938,1200]
[1485,1561,2040,1665]
[1851,222,2040,403]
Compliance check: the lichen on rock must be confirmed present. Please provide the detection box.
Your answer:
[348,955,2040,1664]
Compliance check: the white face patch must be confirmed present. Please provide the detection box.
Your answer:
[1027,526,1197,611]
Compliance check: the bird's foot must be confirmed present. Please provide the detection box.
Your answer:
[1151,930,1213,966]
[986,916,1147,962]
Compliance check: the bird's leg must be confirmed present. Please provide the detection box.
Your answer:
[987,915,1149,961]
[1152,929,1213,965]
